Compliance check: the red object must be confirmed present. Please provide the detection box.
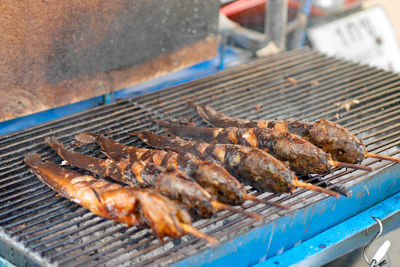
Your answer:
[220,0,325,27]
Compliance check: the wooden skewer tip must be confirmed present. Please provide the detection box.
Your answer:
[244,194,291,210]
[365,152,400,163]
[292,180,340,198]
[211,201,264,221]
[329,160,374,172]
[181,223,218,245]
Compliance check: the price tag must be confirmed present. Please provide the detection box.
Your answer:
[307,6,400,72]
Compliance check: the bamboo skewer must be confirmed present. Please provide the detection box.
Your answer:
[181,223,218,245]
[244,194,291,210]
[329,160,374,172]
[292,180,340,198]
[211,201,264,221]
[365,152,400,163]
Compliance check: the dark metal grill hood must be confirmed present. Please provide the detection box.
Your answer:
[0,48,399,266]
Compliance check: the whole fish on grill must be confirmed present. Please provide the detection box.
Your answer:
[132,131,340,197]
[74,132,288,209]
[24,153,217,244]
[193,104,400,165]
[75,133,247,205]
[75,133,244,205]
[153,119,373,174]
[46,137,262,220]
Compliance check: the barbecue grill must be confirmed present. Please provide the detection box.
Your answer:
[1,48,400,266]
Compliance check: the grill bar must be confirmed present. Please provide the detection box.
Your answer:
[335,94,400,125]
[51,224,133,261]
[310,84,400,122]
[0,183,46,204]
[184,69,396,122]
[34,217,107,253]
[77,235,157,267]
[346,106,400,130]
[0,49,399,266]
[19,211,90,243]
[7,203,73,234]
[0,175,33,189]
[0,187,51,209]
[0,193,57,224]
[1,180,37,194]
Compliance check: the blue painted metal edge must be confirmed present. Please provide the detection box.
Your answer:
[258,189,400,266]
[0,257,15,267]
[0,96,105,136]
[0,46,242,136]
[113,46,243,100]
[172,163,400,267]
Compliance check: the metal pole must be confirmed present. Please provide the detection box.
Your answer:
[265,0,288,50]
[289,0,312,49]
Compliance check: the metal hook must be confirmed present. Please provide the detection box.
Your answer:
[363,216,384,266]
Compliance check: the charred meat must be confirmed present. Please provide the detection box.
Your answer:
[193,104,399,165]
[75,133,246,206]
[47,137,262,220]
[132,131,339,197]
[24,153,217,244]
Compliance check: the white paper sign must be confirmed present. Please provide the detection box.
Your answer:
[307,6,400,72]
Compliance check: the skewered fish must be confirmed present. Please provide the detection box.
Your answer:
[47,137,262,220]
[75,132,289,209]
[193,104,400,164]
[75,133,245,205]
[24,153,217,244]
[132,131,340,197]
[153,119,373,174]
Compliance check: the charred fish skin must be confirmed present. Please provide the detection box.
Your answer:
[254,127,331,174]
[48,136,267,221]
[24,153,192,239]
[134,131,296,194]
[76,132,136,161]
[219,144,295,193]
[283,120,313,137]
[194,104,365,164]
[307,120,365,164]
[154,119,331,175]
[139,164,215,218]
[47,137,215,218]
[160,151,246,205]
[272,119,365,164]
[77,132,246,205]
[194,103,258,128]
[130,150,245,206]
[182,153,245,205]
[46,136,132,185]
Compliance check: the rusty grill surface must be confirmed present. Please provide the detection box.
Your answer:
[1,48,400,266]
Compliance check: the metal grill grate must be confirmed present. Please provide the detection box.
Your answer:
[0,48,400,266]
